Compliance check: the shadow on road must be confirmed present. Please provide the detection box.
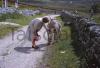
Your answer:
[14,47,32,53]
[37,43,47,48]
[14,44,47,53]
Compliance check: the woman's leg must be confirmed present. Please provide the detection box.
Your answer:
[32,36,36,47]
[32,31,39,49]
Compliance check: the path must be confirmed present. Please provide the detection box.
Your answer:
[0,15,59,68]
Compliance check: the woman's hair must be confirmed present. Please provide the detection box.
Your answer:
[42,17,49,23]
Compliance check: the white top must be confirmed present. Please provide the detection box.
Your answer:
[25,19,44,41]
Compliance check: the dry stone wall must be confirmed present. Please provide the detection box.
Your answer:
[61,11,100,68]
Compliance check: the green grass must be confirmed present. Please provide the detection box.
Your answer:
[18,5,37,10]
[0,13,46,38]
[0,0,46,38]
[0,13,22,38]
[0,13,23,21]
[6,13,46,25]
[0,24,19,38]
[47,16,80,68]
[77,12,100,24]
[93,14,100,23]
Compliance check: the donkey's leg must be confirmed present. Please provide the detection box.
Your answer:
[47,30,52,45]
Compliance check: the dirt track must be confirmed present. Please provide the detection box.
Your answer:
[0,15,59,68]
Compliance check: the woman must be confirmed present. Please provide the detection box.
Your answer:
[26,17,49,49]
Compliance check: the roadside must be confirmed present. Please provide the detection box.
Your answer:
[0,13,46,38]
[40,16,80,68]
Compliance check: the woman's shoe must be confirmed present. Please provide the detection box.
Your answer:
[32,46,39,49]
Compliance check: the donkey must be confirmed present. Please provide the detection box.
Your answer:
[46,17,62,44]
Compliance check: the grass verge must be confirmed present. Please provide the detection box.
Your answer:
[6,13,46,25]
[44,16,80,68]
[0,24,19,38]
[0,13,46,38]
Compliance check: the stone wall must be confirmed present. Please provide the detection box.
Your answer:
[60,11,100,68]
